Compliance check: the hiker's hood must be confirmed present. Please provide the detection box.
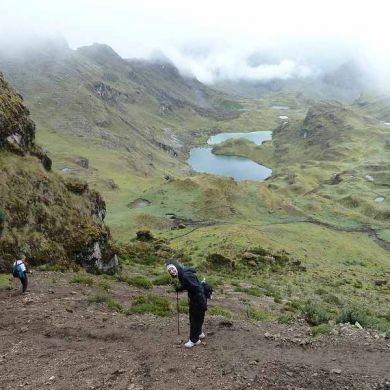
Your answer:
[166,259,183,277]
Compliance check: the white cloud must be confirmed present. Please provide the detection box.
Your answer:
[1,0,390,84]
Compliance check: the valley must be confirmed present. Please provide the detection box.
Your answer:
[0,35,389,390]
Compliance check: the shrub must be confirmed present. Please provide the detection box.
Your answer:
[302,302,333,325]
[127,294,172,317]
[337,307,372,327]
[208,306,232,319]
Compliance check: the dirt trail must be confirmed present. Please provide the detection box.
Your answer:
[0,273,389,390]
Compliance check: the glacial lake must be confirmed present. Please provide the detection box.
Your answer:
[187,131,272,182]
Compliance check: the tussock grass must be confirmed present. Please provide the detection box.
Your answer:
[88,291,123,313]
[70,272,94,286]
[208,306,233,319]
[117,275,153,289]
[127,294,172,317]
[246,306,273,321]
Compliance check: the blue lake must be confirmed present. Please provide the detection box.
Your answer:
[187,131,272,182]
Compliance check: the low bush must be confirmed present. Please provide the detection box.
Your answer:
[337,307,372,327]
[302,302,333,325]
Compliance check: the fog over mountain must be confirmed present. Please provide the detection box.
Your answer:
[1,0,390,88]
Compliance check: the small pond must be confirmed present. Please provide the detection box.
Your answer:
[187,131,272,182]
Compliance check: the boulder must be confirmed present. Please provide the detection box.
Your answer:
[75,241,119,274]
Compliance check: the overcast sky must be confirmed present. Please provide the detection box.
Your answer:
[1,0,390,83]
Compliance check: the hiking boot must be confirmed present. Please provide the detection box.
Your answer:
[199,332,206,339]
[184,340,201,348]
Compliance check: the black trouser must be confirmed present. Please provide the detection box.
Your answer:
[189,305,206,343]
[19,272,28,293]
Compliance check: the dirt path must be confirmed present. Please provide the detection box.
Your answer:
[0,273,389,390]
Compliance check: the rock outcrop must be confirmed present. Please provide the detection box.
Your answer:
[0,71,118,273]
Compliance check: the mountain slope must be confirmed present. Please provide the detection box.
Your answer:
[0,71,117,273]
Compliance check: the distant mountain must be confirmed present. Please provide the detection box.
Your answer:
[0,39,243,184]
[213,60,368,102]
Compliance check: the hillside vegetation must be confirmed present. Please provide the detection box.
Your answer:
[0,71,117,273]
[0,40,389,332]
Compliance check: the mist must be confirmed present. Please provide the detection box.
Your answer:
[1,0,390,87]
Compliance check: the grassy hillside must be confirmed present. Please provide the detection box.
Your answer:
[0,41,389,330]
[0,71,116,273]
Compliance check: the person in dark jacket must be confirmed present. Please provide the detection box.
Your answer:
[166,259,207,348]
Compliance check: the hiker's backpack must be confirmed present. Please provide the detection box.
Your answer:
[202,281,213,300]
[12,262,24,279]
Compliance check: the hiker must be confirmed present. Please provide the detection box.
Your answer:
[12,255,28,293]
[166,259,207,348]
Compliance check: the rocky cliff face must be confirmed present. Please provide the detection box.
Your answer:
[0,71,118,273]
[0,73,35,152]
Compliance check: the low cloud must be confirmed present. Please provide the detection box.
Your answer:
[162,46,316,84]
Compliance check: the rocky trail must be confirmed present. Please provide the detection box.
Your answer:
[0,272,389,390]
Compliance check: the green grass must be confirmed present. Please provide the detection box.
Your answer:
[235,286,263,297]
[70,272,95,286]
[312,323,332,337]
[208,305,233,319]
[117,275,153,289]
[88,291,124,313]
[152,273,173,286]
[178,298,189,314]
[127,294,172,317]
[0,274,12,290]
[246,306,273,321]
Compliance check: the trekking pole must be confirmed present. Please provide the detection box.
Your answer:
[176,290,180,335]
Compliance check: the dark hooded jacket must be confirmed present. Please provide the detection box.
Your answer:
[167,260,207,310]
